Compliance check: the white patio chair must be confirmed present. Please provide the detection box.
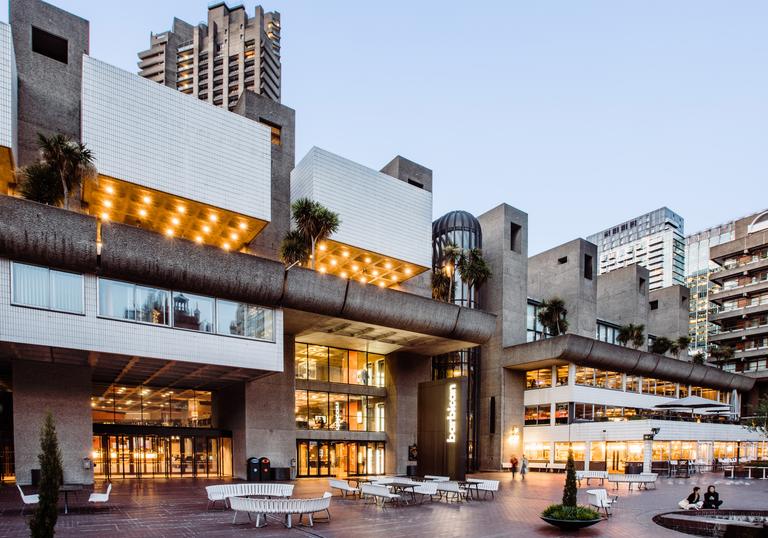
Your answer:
[17,484,39,515]
[88,483,112,509]
[586,488,618,517]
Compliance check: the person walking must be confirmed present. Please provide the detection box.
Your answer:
[510,455,519,479]
[520,455,528,480]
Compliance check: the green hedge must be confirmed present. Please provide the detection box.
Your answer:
[541,504,601,521]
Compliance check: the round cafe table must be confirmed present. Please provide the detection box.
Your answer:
[59,484,83,514]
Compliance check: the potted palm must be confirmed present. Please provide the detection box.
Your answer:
[540,450,602,530]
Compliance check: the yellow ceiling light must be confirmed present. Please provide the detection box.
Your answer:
[319,266,327,273]
[385,261,392,269]
[391,275,398,281]
[330,259,337,266]
[171,216,180,226]
[138,208,147,218]
[319,243,327,251]
[105,185,115,195]
[229,232,238,241]
[238,222,247,230]
[103,199,113,208]
[194,235,203,244]
[378,281,385,288]
[202,225,211,233]
[351,264,359,272]
[358,276,366,283]
[165,228,174,237]
[372,270,379,276]
[342,251,349,258]
[364,256,372,263]
[405,267,413,275]
[222,242,230,250]
[209,214,218,222]
[100,212,109,221]
[340,271,348,278]
[177,205,186,214]
[142,195,152,204]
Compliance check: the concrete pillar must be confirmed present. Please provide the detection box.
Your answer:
[13,360,93,485]
[213,335,296,479]
[585,441,591,471]
[643,439,653,474]
[385,352,431,475]
[501,369,525,465]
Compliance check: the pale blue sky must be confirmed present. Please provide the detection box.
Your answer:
[6,1,767,253]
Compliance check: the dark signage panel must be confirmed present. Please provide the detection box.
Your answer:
[417,377,467,481]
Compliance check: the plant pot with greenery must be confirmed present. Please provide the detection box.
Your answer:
[540,450,602,531]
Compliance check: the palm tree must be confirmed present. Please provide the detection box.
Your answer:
[440,243,463,301]
[670,336,691,359]
[709,345,735,361]
[537,297,568,336]
[691,351,705,365]
[650,336,673,355]
[17,134,96,209]
[457,248,492,291]
[279,229,310,268]
[431,270,451,302]
[288,198,340,270]
[617,323,645,349]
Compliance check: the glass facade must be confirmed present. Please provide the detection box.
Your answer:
[596,321,619,345]
[526,300,550,342]
[98,278,274,341]
[92,384,211,427]
[295,343,385,387]
[294,390,385,432]
[296,440,385,477]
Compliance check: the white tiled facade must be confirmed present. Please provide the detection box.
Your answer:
[81,56,271,221]
[0,21,17,161]
[291,147,432,268]
[0,259,284,372]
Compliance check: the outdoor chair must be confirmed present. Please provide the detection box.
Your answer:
[88,483,112,509]
[586,488,618,517]
[16,484,39,515]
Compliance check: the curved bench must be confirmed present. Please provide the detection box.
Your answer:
[229,492,332,528]
[576,470,609,486]
[607,473,657,491]
[205,483,294,509]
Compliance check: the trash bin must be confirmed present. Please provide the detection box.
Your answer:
[246,457,260,482]
[258,457,271,481]
[31,469,41,486]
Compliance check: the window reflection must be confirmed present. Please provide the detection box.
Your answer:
[91,383,211,427]
[294,344,386,387]
[172,292,214,332]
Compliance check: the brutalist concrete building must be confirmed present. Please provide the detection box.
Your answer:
[0,0,762,486]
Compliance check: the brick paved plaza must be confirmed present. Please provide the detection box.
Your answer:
[1,472,767,537]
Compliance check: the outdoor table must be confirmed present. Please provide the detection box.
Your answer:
[387,481,417,504]
[461,481,481,501]
[745,467,768,480]
[59,484,83,514]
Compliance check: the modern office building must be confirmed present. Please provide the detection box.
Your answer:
[587,207,686,291]
[0,0,761,487]
[707,211,768,414]
[685,221,736,357]
[138,2,281,107]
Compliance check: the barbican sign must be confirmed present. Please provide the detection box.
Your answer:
[446,383,457,443]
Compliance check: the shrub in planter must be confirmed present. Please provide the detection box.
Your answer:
[540,450,602,530]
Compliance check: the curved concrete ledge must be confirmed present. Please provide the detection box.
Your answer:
[504,334,754,392]
[0,196,96,272]
[0,195,496,345]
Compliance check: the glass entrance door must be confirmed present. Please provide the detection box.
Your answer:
[295,440,385,477]
[606,442,626,472]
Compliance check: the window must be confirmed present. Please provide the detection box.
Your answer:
[258,118,281,145]
[574,403,593,421]
[649,300,659,310]
[407,179,424,189]
[524,405,550,425]
[172,292,214,332]
[31,26,68,63]
[639,277,646,294]
[526,301,549,342]
[557,256,568,264]
[554,403,569,424]
[574,366,596,386]
[596,322,619,345]
[11,262,84,314]
[329,348,348,384]
[510,223,522,253]
[216,299,273,340]
[625,375,640,392]
[99,279,169,325]
[555,365,569,386]
[584,254,593,280]
[525,368,552,389]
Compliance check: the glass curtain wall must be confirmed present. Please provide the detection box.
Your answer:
[295,440,385,477]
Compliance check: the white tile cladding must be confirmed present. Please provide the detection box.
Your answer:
[291,147,432,267]
[0,22,17,161]
[81,56,271,222]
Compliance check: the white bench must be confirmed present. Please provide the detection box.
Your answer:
[466,478,500,500]
[607,473,658,490]
[360,484,400,507]
[413,481,439,503]
[549,463,566,472]
[328,479,359,498]
[586,488,618,517]
[424,475,450,482]
[501,462,513,471]
[576,470,608,486]
[205,483,294,509]
[229,492,331,528]
[435,481,468,503]
[528,462,549,471]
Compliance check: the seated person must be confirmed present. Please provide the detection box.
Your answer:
[702,485,723,509]
[678,486,703,510]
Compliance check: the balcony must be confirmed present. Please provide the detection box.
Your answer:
[709,323,768,343]
[734,347,768,360]
[710,302,768,323]
[138,55,163,70]
[710,256,768,284]
[709,279,768,304]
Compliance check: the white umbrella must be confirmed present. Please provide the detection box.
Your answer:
[654,396,731,410]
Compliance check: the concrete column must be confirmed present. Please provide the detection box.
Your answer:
[585,441,591,471]
[643,439,653,474]
[568,363,576,386]
[13,360,93,485]
[214,335,296,479]
[501,370,525,465]
[385,352,431,475]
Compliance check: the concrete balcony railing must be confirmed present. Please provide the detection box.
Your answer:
[734,347,768,360]
[709,323,768,343]
[710,256,768,283]
[709,278,768,303]
[710,302,768,322]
